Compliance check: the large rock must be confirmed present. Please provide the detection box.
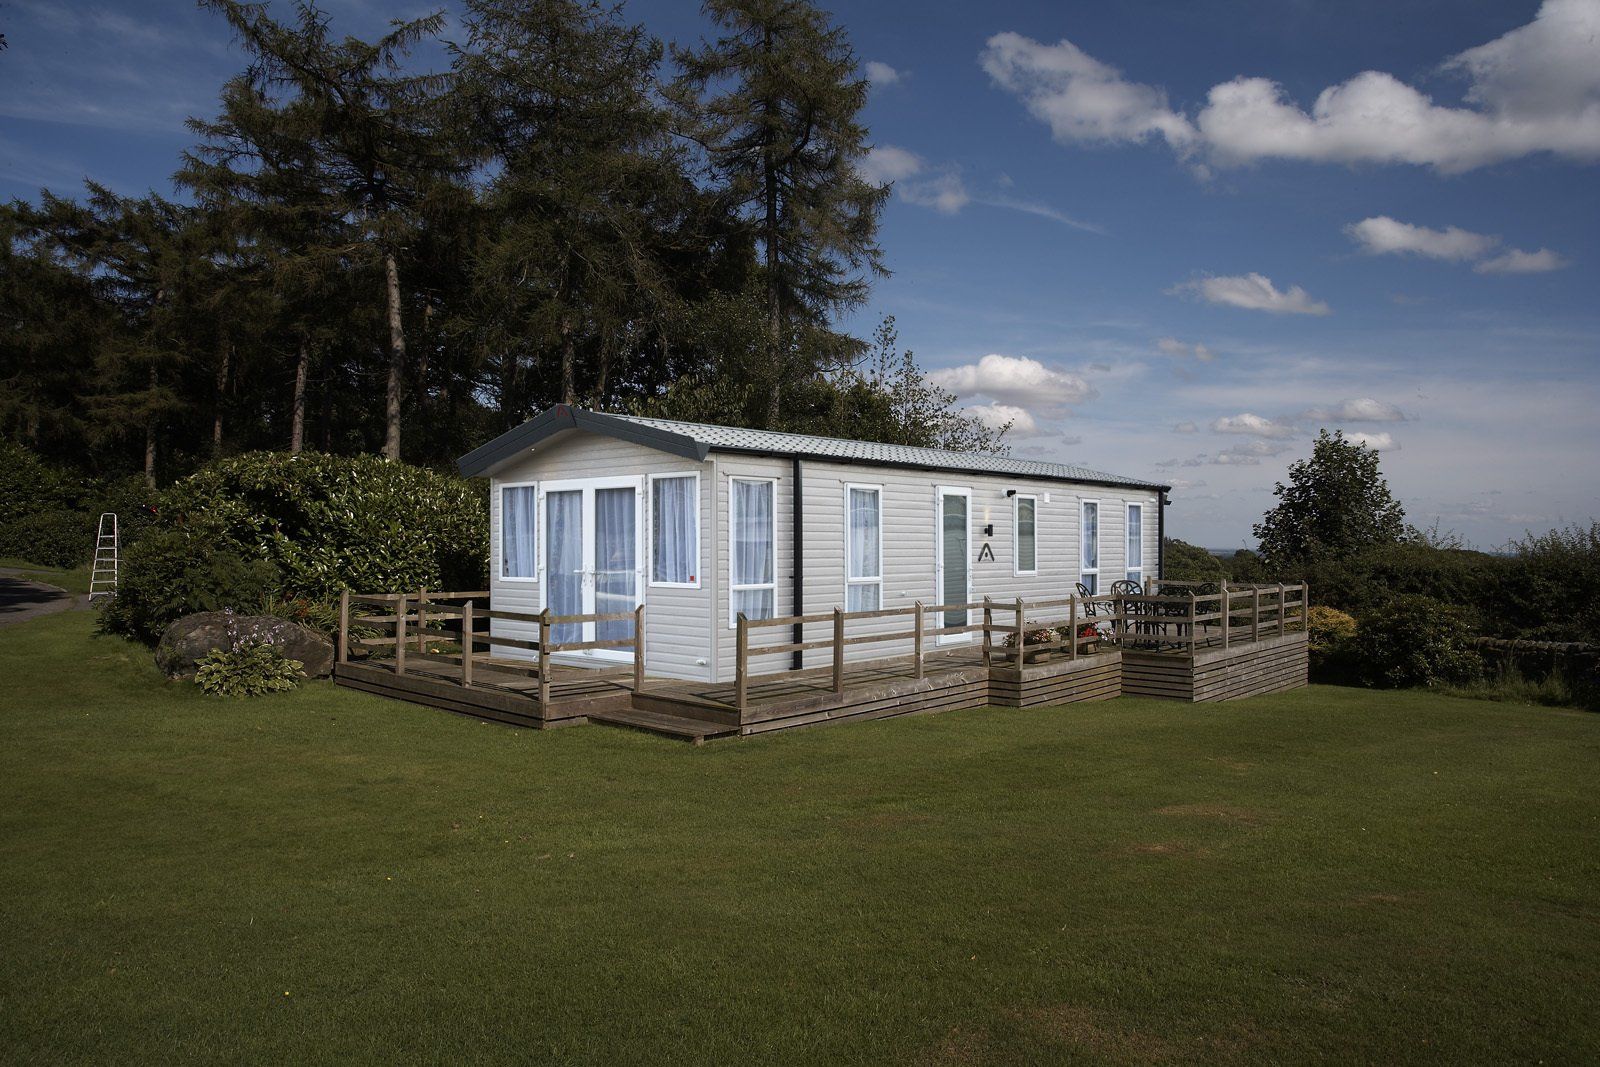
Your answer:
[156,611,334,680]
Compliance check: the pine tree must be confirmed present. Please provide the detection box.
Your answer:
[198,0,460,461]
[671,0,888,425]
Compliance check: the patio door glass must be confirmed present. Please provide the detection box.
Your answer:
[541,479,641,659]
[937,488,971,642]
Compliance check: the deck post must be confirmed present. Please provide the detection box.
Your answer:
[1069,596,1078,660]
[832,607,845,694]
[1015,597,1025,668]
[1301,582,1310,629]
[394,594,408,675]
[735,614,749,711]
[461,600,474,688]
[981,596,993,668]
[537,609,551,709]
[1252,588,1261,643]
[913,601,925,679]
[1188,592,1198,650]
[417,587,429,654]
[633,604,646,694]
[1220,579,1230,650]
[337,589,349,665]
[1276,583,1286,636]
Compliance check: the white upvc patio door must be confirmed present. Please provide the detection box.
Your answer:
[540,476,644,662]
[935,486,973,645]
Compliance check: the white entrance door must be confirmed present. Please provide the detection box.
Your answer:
[541,476,643,662]
[935,486,972,644]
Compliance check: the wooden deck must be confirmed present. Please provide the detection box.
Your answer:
[333,582,1310,742]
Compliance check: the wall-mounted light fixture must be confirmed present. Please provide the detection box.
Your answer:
[1004,489,1017,497]
[983,523,995,536]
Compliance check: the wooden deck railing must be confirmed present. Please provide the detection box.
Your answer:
[731,581,1309,709]
[337,589,647,704]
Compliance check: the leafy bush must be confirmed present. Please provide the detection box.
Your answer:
[194,640,304,698]
[1306,605,1358,683]
[100,530,282,643]
[1350,594,1483,690]
[259,593,341,638]
[0,440,77,521]
[0,508,94,567]
[159,452,487,598]
[1500,523,1600,644]
[1161,538,1226,582]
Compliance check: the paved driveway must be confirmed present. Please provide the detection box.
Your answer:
[0,574,87,628]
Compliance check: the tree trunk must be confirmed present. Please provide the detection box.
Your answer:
[416,301,433,410]
[212,335,230,453]
[559,315,576,405]
[761,26,783,428]
[383,250,406,461]
[144,363,158,488]
[290,335,310,453]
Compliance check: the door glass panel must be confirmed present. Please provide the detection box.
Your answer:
[594,487,637,644]
[942,494,968,629]
[546,490,583,644]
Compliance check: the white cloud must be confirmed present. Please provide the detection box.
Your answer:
[983,0,1600,173]
[1171,273,1331,316]
[1345,431,1398,450]
[1211,413,1295,438]
[1173,421,1198,434]
[1345,216,1499,261]
[865,61,904,87]
[859,144,924,185]
[1301,397,1408,423]
[971,194,1104,234]
[1474,247,1571,274]
[899,171,970,214]
[1156,337,1215,361]
[979,32,1195,150]
[928,353,1096,408]
[965,403,1040,436]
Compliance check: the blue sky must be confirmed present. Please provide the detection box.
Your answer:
[3,0,1597,548]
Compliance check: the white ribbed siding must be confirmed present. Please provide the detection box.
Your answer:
[487,430,715,681]
[711,458,1162,680]
[485,428,1162,684]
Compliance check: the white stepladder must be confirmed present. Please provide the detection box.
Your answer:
[89,512,119,601]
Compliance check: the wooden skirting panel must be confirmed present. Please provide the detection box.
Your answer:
[334,662,633,727]
[740,666,993,735]
[1122,632,1307,703]
[990,651,1123,708]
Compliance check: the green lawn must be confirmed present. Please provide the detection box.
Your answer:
[3,612,1597,1064]
[0,557,94,594]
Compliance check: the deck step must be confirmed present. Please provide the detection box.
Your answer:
[588,706,739,744]
[630,691,741,726]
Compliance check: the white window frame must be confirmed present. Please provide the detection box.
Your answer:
[1012,493,1039,577]
[497,480,539,583]
[844,482,883,612]
[1126,502,1144,586]
[647,471,701,589]
[1079,498,1100,594]
[727,475,779,628]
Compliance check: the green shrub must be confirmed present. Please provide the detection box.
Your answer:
[100,530,282,643]
[0,508,94,567]
[1306,605,1358,683]
[259,593,341,638]
[1350,594,1483,690]
[158,452,487,598]
[0,441,77,521]
[194,640,304,698]
[1161,538,1226,582]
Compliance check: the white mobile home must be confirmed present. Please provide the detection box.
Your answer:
[456,405,1171,683]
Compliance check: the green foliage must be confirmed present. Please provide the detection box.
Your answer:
[193,639,304,697]
[1161,538,1225,582]
[1305,605,1359,683]
[259,593,341,638]
[100,530,282,643]
[1502,522,1600,643]
[160,451,487,597]
[1254,429,1405,572]
[0,509,94,568]
[0,441,77,520]
[1350,595,1483,690]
